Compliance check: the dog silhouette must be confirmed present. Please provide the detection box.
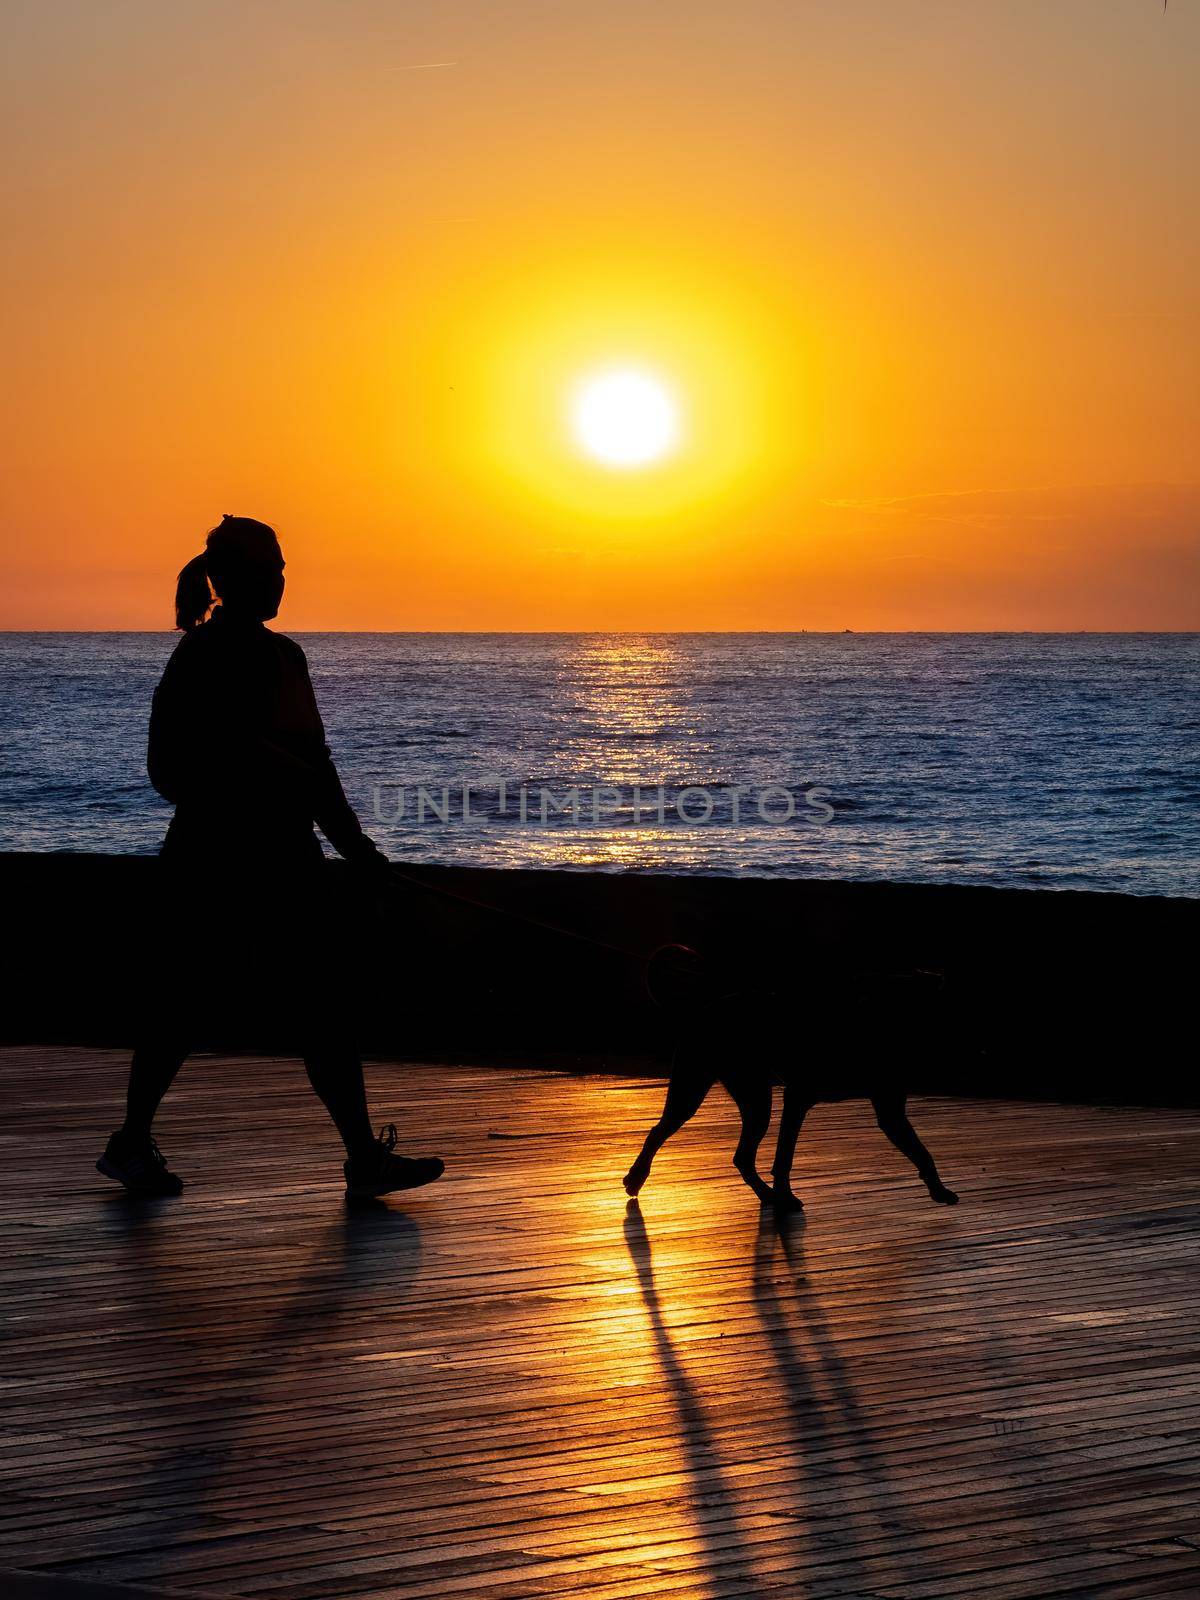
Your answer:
[623,944,959,1212]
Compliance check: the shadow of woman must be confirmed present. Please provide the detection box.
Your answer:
[750,1210,943,1594]
[622,1199,763,1598]
[65,1194,425,1589]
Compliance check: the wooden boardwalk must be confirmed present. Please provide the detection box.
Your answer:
[2,1046,1199,1600]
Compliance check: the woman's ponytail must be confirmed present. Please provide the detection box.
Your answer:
[174,515,279,629]
[175,553,213,631]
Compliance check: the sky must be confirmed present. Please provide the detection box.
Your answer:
[2,0,1197,630]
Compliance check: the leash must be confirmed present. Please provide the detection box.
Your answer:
[382,862,650,964]
[377,865,948,995]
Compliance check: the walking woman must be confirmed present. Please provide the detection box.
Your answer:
[97,516,444,1199]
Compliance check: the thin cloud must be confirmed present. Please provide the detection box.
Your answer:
[821,481,1200,519]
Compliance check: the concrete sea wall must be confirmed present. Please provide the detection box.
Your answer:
[3,851,1195,1103]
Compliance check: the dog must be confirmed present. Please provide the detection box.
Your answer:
[623,943,959,1212]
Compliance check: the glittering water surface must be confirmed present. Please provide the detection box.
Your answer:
[1,632,1197,894]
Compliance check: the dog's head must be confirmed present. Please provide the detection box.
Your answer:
[644,942,713,1014]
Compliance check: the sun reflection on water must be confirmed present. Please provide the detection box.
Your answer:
[557,634,695,776]
[520,634,725,870]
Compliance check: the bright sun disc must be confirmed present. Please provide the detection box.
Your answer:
[572,368,680,468]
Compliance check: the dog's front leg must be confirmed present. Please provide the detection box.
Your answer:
[623,1065,715,1196]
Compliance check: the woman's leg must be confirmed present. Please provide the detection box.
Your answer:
[98,1037,190,1193]
[117,856,199,1145]
[303,1044,444,1197]
[301,1048,376,1161]
[288,865,443,1194]
[122,1041,191,1142]
[283,864,377,1161]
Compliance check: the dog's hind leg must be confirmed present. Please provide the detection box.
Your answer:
[769,1082,811,1213]
[728,1076,776,1205]
[872,1093,958,1205]
[623,1067,716,1195]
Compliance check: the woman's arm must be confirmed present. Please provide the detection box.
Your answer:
[311,750,387,863]
[290,643,389,865]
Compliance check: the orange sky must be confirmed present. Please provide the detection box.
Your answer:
[2,1,1197,629]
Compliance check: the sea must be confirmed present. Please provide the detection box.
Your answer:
[1,632,1197,897]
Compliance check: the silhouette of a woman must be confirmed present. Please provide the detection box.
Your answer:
[98,516,444,1199]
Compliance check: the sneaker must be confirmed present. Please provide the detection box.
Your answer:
[97,1131,184,1197]
[344,1123,445,1199]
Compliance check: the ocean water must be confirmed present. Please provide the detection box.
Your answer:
[1,632,1197,896]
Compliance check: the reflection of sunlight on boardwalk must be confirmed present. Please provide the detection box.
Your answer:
[3,1047,1200,1598]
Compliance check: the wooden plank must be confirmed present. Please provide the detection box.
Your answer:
[2,1044,1198,1599]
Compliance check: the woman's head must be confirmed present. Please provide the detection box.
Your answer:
[174,515,284,630]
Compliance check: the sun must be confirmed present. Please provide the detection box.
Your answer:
[571,367,681,469]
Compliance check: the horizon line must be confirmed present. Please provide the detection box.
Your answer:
[2,627,1198,637]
